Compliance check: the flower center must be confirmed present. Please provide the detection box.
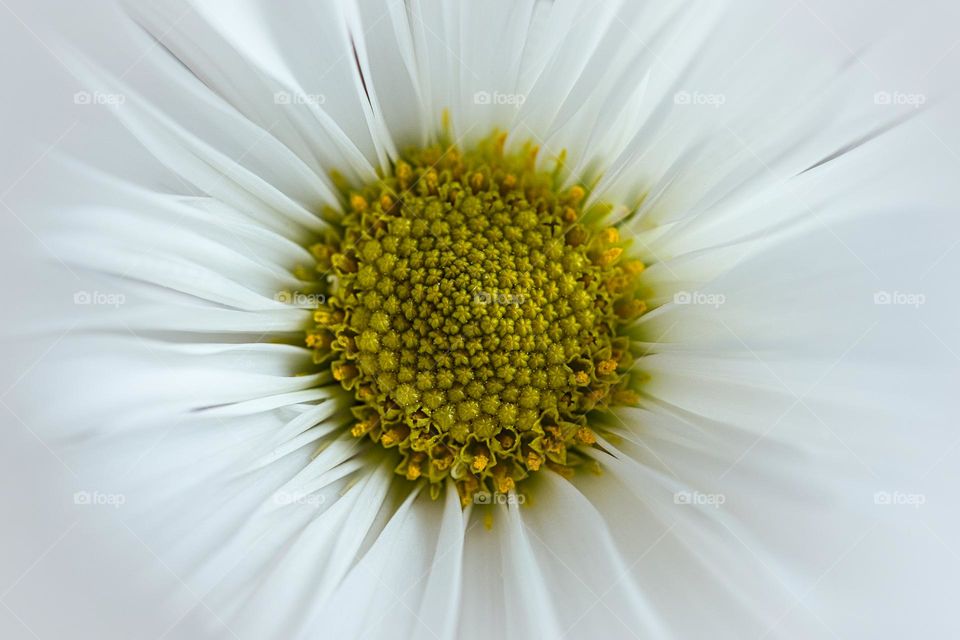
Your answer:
[305,132,646,505]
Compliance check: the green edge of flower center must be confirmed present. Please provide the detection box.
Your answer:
[304,131,647,506]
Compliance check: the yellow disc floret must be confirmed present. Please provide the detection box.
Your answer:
[306,132,646,506]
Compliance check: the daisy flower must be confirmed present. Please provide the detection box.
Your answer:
[3,0,959,638]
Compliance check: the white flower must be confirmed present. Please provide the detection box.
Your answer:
[5,1,960,639]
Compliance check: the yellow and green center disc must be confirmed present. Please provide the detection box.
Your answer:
[306,132,646,505]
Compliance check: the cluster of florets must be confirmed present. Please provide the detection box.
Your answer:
[305,133,646,505]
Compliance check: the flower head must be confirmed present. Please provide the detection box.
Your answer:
[5,0,959,638]
[306,131,645,503]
